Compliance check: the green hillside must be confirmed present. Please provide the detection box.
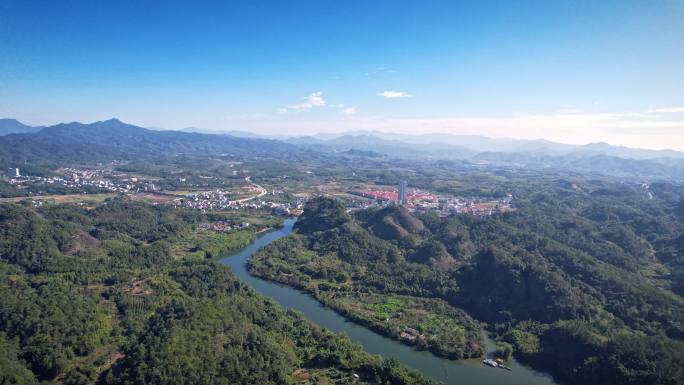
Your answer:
[251,188,684,385]
[0,199,436,385]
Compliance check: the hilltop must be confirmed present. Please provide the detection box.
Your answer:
[0,118,41,136]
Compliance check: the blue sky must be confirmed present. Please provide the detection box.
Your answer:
[1,0,683,149]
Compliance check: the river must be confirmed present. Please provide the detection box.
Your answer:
[220,218,557,385]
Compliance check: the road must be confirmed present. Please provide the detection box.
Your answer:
[232,176,267,203]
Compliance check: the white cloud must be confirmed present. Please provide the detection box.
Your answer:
[304,91,325,107]
[379,91,411,99]
[279,92,359,116]
[647,107,684,113]
[279,91,326,112]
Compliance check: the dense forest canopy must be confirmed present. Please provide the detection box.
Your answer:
[0,199,436,385]
[251,179,684,385]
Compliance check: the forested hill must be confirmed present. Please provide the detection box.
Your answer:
[254,188,684,385]
[0,118,299,172]
[0,119,41,136]
[0,199,437,385]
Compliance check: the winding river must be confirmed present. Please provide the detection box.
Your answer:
[220,218,557,385]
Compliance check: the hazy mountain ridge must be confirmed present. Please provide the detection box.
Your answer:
[0,118,300,173]
[2,118,684,179]
[472,151,684,179]
[0,118,42,136]
[293,130,684,160]
[7,118,682,160]
[286,131,684,178]
[286,134,477,159]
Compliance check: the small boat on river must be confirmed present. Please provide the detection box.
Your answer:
[483,358,512,371]
[483,358,499,367]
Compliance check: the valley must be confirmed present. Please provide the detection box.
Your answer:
[0,119,682,385]
[3,2,683,384]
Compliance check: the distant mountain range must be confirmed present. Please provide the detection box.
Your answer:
[0,119,42,136]
[2,118,684,179]
[10,119,682,161]
[278,130,684,178]
[282,130,684,160]
[284,134,477,159]
[0,118,298,174]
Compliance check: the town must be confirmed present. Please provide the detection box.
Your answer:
[349,181,513,216]
[4,167,512,217]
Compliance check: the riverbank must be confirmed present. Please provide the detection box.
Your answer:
[220,218,557,385]
[247,258,484,360]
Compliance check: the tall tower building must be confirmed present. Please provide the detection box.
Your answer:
[7,168,20,178]
[398,180,407,205]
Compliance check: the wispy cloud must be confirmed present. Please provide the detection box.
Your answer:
[365,66,397,76]
[647,107,684,113]
[222,113,270,121]
[379,91,411,99]
[278,91,326,113]
[277,91,359,117]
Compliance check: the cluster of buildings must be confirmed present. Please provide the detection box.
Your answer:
[175,189,241,210]
[4,165,512,219]
[350,181,513,217]
[6,167,134,193]
[61,167,139,192]
[198,220,251,232]
[4,167,170,196]
[439,197,513,216]
[64,168,163,192]
[172,189,306,215]
[352,181,440,206]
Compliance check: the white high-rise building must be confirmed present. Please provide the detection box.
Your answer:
[398,180,407,205]
[7,168,20,178]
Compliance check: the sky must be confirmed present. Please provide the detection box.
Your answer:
[1,0,683,150]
